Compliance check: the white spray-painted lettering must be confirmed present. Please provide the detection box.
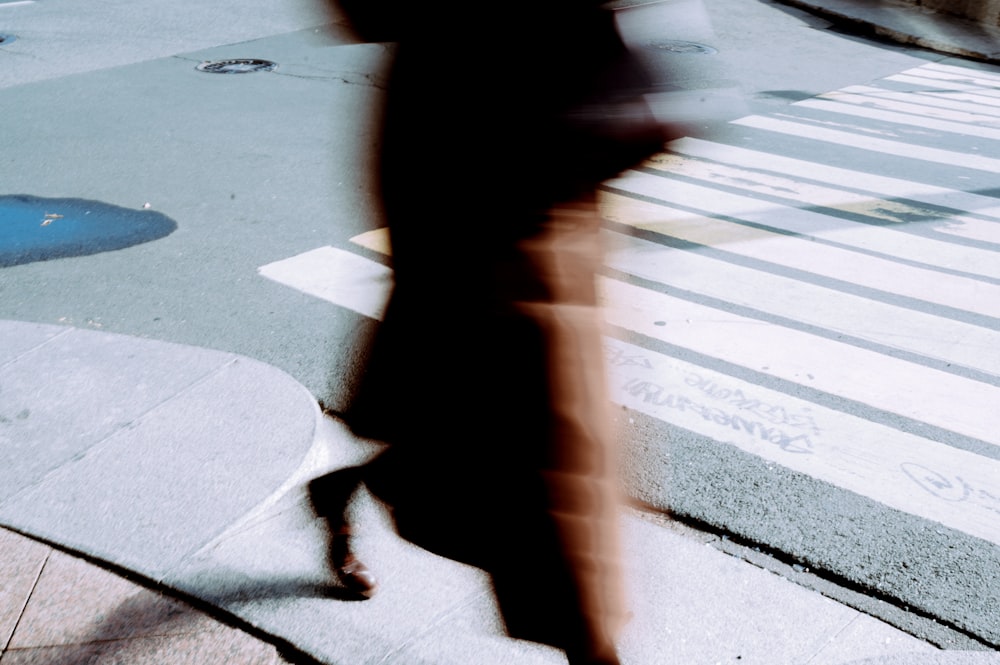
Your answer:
[621,377,815,454]
[684,372,822,436]
[901,462,1000,516]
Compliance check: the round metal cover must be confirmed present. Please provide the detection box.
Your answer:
[0,34,16,46]
[196,59,277,74]
[644,39,717,54]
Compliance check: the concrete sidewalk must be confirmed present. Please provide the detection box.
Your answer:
[0,319,982,665]
[3,0,1000,663]
[773,0,1000,63]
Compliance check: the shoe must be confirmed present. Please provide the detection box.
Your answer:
[330,528,378,598]
[307,471,378,599]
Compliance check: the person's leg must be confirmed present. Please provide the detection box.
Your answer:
[307,466,378,597]
[514,195,626,665]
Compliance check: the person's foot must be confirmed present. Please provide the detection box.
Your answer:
[308,472,378,599]
[330,531,378,598]
[565,643,621,665]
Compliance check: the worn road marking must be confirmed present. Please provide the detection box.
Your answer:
[605,171,1000,318]
[256,60,1000,550]
[732,115,1000,172]
[601,277,1000,446]
[601,227,1000,378]
[670,137,1000,243]
[605,336,1000,547]
[258,246,391,320]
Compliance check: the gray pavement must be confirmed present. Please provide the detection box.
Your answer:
[3,0,1000,664]
[772,0,1000,64]
[0,319,974,664]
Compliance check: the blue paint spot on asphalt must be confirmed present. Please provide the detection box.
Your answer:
[1,195,177,267]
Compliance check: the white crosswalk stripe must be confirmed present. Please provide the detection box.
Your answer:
[602,60,1000,547]
[649,143,1000,248]
[732,115,1000,172]
[258,246,392,321]
[817,86,1000,123]
[259,60,1000,548]
[604,172,1000,316]
[796,97,1000,138]
[603,336,1000,546]
[602,230,1000,378]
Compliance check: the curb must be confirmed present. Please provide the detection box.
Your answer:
[774,0,1000,64]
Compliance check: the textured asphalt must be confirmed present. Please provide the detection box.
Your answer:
[2,0,1000,663]
[0,318,986,665]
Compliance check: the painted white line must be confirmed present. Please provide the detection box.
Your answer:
[605,337,1000,546]
[922,61,1000,85]
[350,228,391,255]
[823,86,1000,120]
[607,170,1000,318]
[732,115,1000,173]
[601,277,1000,446]
[639,152,1000,269]
[888,74,1000,101]
[907,63,1000,89]
[671,137,1000,235]
[918,90,1000,109]
[0,1,36,7]
[258,246,391,320]
[797,98,1000,139]
[255,243,1000,543]
[601,225,1000,377]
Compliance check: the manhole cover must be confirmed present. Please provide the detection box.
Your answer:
[196,59,277,74]
[0,34,16,46]
[644,39,717,54]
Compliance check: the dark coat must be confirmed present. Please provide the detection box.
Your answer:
[331,2,665,659]
[347,0,665,432]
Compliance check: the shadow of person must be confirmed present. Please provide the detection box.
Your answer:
[0,564,337,665]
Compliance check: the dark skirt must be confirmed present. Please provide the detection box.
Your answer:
[340,4,664,660]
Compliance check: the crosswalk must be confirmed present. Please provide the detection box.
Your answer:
[259,59,1000,548]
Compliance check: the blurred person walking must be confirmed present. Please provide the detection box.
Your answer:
[308,2,667,663]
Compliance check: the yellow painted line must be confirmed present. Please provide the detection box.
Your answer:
[350,228,391,255]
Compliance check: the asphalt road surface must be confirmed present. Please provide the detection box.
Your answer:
[2,0,999,650]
